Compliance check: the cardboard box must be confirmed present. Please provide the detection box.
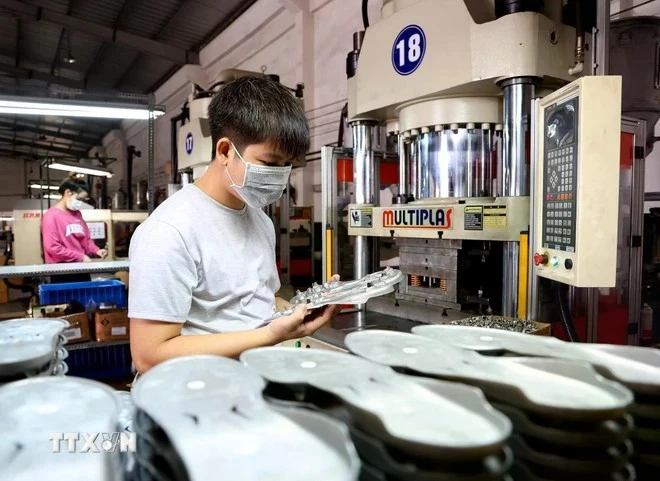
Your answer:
[37,308,92,345]
[0,255,23,304]
[531,321,551,336]
[59,313,92,344]
[32,304,69,318]
[0,280,7,304]
[95,308,129,342]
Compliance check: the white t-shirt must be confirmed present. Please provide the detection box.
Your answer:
[128,185,280,334]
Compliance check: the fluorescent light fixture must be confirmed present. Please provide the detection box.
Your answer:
[44,194,62,200]
[0,96,165,120]
[0,217,13,221]
[29,183,59,190]
[48,160,113,178]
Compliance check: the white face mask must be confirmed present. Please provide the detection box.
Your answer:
[66,195,83,211]
[225,143,292,209]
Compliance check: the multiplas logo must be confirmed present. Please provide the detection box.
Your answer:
[382,208,453,229]
[50,432,136,453]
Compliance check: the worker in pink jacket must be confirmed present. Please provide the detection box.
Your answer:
[41,175,108,282]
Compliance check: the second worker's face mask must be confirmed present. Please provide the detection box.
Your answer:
[225,142,292,209]
[66,193,83,211]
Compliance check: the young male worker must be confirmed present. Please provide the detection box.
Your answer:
[128,76,340,373]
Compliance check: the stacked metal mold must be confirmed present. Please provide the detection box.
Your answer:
[344,330,637,481]
[240,347,515,481]
[0,376,124,481]
[0,318,70,384]
[412,325,660,481]
[130,355,360,481]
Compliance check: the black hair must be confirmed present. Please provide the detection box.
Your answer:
[207,75,309,160]
[58,173,89,195]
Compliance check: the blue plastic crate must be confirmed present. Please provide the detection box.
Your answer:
[39,280,127,307]
[66,342,133,380]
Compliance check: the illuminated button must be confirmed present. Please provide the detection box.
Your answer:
[294,341,301,347]
[534,253,549,266]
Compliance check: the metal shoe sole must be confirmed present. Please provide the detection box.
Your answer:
[131,355,360,481]
[0,349,69,384]
[510,461,636,481]
[0,319,69,376]
[508,434,632,474]
[261,390,513,481]
[345,330,632,420]
[0,377,123,481]
[490,402,633,448]
[264,268,405,324]
[583,344,660,368]
[290,267,404,305]
[412,325,660,396]
[240,347,511,460]
[629,401,660,421]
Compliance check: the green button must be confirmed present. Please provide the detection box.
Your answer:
[294,341,301,348]
[551,256,559,267]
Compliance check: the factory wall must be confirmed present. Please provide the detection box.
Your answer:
[0,157,43,212]
[104,0,383,222]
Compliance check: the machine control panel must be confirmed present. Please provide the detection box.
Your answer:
[534,76,622,287]
[541,94,578,254]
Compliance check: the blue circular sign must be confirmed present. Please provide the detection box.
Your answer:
[185,132,194,155]
[391,25,426,76]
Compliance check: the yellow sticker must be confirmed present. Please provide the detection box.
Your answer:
[483,205,507,228]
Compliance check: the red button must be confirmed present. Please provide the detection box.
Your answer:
[534,253,548,266]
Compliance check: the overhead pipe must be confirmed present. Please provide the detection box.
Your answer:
[569,0,585,75]
[170,104,189,185]
[94,153,108,209]
[126,145,141,210]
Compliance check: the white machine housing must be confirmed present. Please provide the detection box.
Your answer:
[349,0,579,127]
[177,97,213,180]
[177,69,306,182]
[533,76,622,287]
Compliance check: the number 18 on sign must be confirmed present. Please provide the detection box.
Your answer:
[392,25,426,76]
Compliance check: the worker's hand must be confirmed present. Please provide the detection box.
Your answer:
[267,303,341,343]
[274,296,292,312]
[82,255,92,263]
[96,249,108,259]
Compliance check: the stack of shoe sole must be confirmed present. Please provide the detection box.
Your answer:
[130,355,360,481]
[0,318,69,385]
[240,347,514,481]
[413,325,660,480]
[345,330,636,481]
[0,376,124,481]
[115,390,136,478]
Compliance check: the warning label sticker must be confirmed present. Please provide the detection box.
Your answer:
[349,208,373,228]
[483,205,507,228]
[464,206,483,231]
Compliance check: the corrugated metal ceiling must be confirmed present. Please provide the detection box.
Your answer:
[0,0,257,158]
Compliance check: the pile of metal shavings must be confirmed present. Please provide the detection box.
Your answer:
[450,316,539,333]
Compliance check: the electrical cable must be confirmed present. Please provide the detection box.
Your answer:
[611,0,656,17]
[553,281,579,342]
[362,0,369,29]
[337,103,348,147]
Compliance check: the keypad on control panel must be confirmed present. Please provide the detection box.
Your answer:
[543,147,577,252]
